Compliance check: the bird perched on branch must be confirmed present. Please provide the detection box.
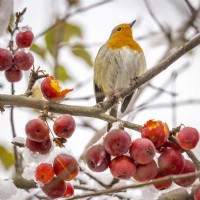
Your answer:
[94,20,147,131]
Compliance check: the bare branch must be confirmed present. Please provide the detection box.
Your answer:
[35,0,114,39]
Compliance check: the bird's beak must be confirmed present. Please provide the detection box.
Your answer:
[129,20,136,28]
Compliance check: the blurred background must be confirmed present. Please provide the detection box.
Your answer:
[0,0,200,199]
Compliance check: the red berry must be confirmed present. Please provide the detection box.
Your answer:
[14,51,34,71]
[158,148,185,175]
[129,138,156,164]
[63,182,74,197]
[53,154,79,181]
[103,129,131,156]
[156,140,184,154]
[109,155,136,179]
[26,137,52,154]
[153,171,172,190]
[16,30,34,48]
[133,160,158,182]
[53,114,76,139]
[5,67,22,82]
[174,159,196,187]
[41,177,66,198]
[177,127,199,150]
[41,76,73,101]
[141,120,170,147]
[0,48,13,71]
[35,163,54,185]
[84,144,111,172]
[25,119,49,142]
[194,186,200,200]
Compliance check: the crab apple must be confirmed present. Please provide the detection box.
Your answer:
[5,67,22,82]
[109,155,136,179]
[63,182,74,197]
[35,163,54,185]
[156,140,184,154]
[103,129,131,156]
[53,154,79,181]
[133,160,158,182]
[194,186,200,200]
[26,137,52,154]
[177,127,199,150]
[175,159,196,187]
[25,119,49,142]
[141,120,170,147]
[41,75,73,101]
[158,147,185,175]
[14,51,34,71]
[42,177,66,198]
[129,138,156,164]
[15,30,34,48]
[0,48,13,71]
[153,171,172,190]
[84,144,110,172]
[53,114,76,139]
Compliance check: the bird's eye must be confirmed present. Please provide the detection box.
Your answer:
[117,27,122,31]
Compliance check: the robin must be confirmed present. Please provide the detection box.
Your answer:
[94,20,147,130]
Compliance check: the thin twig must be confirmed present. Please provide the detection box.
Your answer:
[144,0,171,42]
[67,170,200,200]
[36,0,114,39]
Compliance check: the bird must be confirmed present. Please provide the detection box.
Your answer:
[94,20,147,131]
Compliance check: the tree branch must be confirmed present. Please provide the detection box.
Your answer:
[67,170,200,200]
[0,34,199,131]
[100,34,200,111]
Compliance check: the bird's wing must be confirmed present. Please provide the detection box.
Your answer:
[94,82,105,103]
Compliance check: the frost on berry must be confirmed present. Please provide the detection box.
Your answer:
[14,51,34,71]
[53,114,76,139]
[158,147,185,175]
[5,67,22,82]
[84,144,111,172]
[177,126,199,150]
[109,155,136,179]
[0,48,13,71]
[15,28,34,48]
[103,129,131,156]
[25,119,49,142]
[129,138,156,164]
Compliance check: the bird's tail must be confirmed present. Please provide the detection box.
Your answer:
[107,104,118,132]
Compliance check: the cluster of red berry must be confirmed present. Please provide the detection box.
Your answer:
[84,120,199,190]
[0,28,34,82]
[35,154,78,198]
[25,114,78,198]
